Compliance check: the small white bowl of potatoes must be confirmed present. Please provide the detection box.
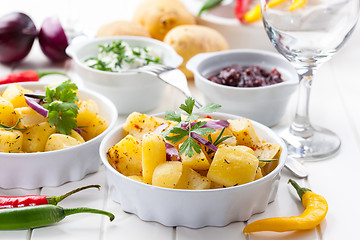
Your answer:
[100,106,287,228]
[0,82,117,189]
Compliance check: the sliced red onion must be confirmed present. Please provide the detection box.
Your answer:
[190,132,218,152]
[153,123,168,134]
[165,142,181,161]
[24,91,45,100]
[203,120,229,129]
[25,96,48,117]
[73,128,82,134]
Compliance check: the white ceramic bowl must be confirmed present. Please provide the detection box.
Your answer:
[187,49,298,127]
[100,112,287,228]
[0,82,118,189]
[66,36,183,114]
[182,0,275,50]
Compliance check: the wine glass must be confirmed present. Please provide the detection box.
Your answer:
[260,0,359,160]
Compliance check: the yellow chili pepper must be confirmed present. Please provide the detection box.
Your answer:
[243,179,328,233]
[288,0,307,11]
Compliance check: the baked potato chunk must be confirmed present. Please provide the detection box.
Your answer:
[176,166,211,190]
[107,135,142,176]
[228,118,261,148]
[76,100,108,141]
[0,97,16,126]
[180,144,210,171]
[14,107,47,129]
[142,132,167,184]
[0,129,23,153]
[152,161,183,188]
[22,122,56,153]
[123,112,163,143]
[207,145,259,187]
[44,134,82,151]
[1,83,31,108]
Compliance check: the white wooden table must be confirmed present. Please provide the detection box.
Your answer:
[1,1,360,239]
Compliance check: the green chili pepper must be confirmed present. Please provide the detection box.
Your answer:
[198,0,223,16]
[0,204,115,230]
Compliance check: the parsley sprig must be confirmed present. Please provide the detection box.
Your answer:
[43,80,79,135]
[162,97,221,157]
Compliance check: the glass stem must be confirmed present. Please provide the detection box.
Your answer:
[290,68,316,138]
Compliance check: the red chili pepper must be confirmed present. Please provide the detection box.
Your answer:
[234,0,252,23]
[0,185,100,209]
[0,70,66,85]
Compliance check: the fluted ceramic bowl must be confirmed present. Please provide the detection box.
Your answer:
[0,82,117,189]
[100,112,287,228]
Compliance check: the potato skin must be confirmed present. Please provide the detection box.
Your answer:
[97,20,151,38]
[133,0,196,40]
[164,25,229,78]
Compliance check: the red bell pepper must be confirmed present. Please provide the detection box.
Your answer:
[234,0,252,23]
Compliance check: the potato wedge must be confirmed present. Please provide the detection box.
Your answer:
[142,132,167,184]
[152,161,183,188]
[107,135,142,176]
[44,134,82,151]
[228,118,260,148]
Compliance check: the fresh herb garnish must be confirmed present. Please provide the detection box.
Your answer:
[258,159,278,162]
[0,118,26,131]
[162,97,221,157]
[43,80,79,135]
[210,127,233,146]
[85,40,161,72]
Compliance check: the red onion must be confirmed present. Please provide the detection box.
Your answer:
[38,16,69,62]
[190,132,218,152]
[165,142,181,161]
[25,96,48,118]
[0,12,37,63]
[203,120,229,129]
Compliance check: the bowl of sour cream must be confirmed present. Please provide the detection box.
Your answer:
[66,36,183,114]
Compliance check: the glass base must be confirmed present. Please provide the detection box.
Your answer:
[282,126,341,161]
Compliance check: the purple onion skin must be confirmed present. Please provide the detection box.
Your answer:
[38,16,69,62]
[0,12,37,63]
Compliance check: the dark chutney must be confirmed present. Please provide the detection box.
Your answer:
[208,65,284,88]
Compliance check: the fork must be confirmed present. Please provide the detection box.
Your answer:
[134,64,203,109]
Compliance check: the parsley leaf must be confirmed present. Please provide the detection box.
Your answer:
[164,97,222,157]
[43,80,79,135]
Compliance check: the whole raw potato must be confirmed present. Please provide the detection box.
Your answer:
[97,20,150,38]
[133,0,196,40]
[164,25,229,78]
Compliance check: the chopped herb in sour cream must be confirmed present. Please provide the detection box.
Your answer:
[85,40,162,72]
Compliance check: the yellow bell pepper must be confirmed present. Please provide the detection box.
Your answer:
[243,0,307,23]
[243,0,287,23]
[288,0,307,11]
[243,179,328,233]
